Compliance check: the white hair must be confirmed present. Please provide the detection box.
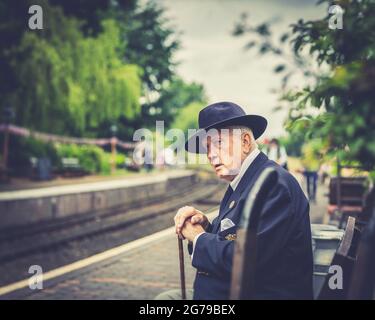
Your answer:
[227,125,252,135]
[222,125,258,150]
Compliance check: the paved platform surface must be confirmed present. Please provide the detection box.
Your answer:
[0,175,328,300]
[292,171,328,224]
[6,225,198,300]
[0,170,193,201]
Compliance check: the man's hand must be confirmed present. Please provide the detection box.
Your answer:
[180,219,205,242]
[174,206,209,236]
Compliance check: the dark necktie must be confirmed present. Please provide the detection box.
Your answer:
[221,185,234,209]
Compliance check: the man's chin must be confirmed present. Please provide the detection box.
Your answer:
[215,169,233,181]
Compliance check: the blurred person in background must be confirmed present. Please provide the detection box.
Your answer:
[301,142,322,203]
[319,163,330,185]
[265,138,288,170]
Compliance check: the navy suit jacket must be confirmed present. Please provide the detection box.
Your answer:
[189,152,313,300]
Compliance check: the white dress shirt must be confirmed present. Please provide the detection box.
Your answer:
[229,147,260,191]
[191,147,260,258]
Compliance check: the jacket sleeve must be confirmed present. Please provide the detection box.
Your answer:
[188,242,193,255]
[187,221,213,255]
[191,183,293,278]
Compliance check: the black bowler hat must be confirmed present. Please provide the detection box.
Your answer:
[185,101,267,153]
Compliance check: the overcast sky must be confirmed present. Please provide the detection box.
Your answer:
[158,0,326,138]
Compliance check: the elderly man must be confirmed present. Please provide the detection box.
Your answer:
[156,101,313,300]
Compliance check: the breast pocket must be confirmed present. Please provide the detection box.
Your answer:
[218,224,237,241]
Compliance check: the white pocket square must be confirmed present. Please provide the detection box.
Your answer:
[220,218,235,232]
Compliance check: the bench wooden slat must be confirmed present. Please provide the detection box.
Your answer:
[230,167,278,300]
[316,216,360,300]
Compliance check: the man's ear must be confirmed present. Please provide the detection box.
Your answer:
[242,133,252,154]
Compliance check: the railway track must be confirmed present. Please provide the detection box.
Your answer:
[0,180,225,286]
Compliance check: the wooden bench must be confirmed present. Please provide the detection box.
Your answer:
[230,167,278,299]
[311,223,345,298]
[60,157,86,177]
[328,177,370,228]
[315,216,361,299]
[347,190,375,299]
[355,187,375,228]
[317,189,375,299]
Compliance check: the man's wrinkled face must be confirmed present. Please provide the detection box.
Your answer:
[206,128,243,181]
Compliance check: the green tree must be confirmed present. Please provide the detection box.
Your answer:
[234,0,375,172]
[3,2,142,136]
[117,77,206,140]
[142,78,206,128]
[301,139,326,171]
[49,0,137,35]
[172,101,206,133]
[279,133,305,157]
[121,1,180,92]
[1,0,206,147]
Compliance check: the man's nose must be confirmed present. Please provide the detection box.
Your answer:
[208,149,220,164]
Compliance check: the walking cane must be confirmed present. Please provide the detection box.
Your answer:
[178,235,187,300]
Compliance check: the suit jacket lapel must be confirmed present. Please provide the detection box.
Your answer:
[234,152,268,196]
[213,152,269,233]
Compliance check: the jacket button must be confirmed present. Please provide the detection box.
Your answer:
[229,200,236,209]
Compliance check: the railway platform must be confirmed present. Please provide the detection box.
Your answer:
[0,215,204,300]
[0,169,199,230]
[0,182,327,300]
